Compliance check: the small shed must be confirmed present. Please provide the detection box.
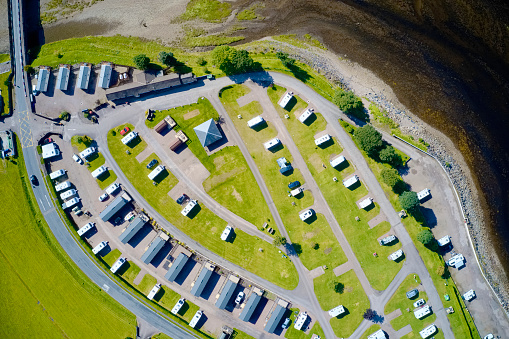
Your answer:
[239,292,262,322]
[215,277,238,310]
[190,264,214,297]
[264,304,287,333]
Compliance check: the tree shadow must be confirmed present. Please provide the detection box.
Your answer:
[420,207,437,228]
[173,61,192,74]
[287,64,310,83]
[291,243,302,256]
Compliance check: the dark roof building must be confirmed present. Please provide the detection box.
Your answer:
[190,265,214,297]
[99,195,128,221]
[215,280,237,310]
[118,214,147,244]
[239,293,262,322]
[264,305,287,333]
[105,71,182,101]
[141,235,167,264]
[193,119,222,147]
[164,253,189,282]
[56,65,70,91]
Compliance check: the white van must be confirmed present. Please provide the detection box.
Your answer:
[105,182,120,195]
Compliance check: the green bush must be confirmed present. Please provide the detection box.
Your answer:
[379,145,402,167]
[59,111,70,121]
[212,46,254,75]
[354,125,383,157]
[417,229,438,251]
[333,90,365,120]
[133,54,150,70]
[158,51,176,67]
[276,52,295,68]
[197,57,207,66]
[399,191,420,212]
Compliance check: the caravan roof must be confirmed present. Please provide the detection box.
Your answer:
[298,108,314,123]
[91,165,108,178]
[49,169,66,180]
[279,92,293,108]
[248,116,265,128]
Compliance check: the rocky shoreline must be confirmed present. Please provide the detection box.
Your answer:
[250,39,509,313]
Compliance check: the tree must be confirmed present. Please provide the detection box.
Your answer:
[212,46,254,75]
[24,65,35,75]
[333,90,365,119]
[399,191,420,212]
[313,243,319,250]
[381,168,400,188]
[363,308,376,321]
[354,125,383,157]
[417,229,438,251]
[158,51,176,67]
[133,54,150,70]
[59,111,70,121]
[379,145,402,166]
[276,51,295,68]
[328,280,344,294]
[273,235,287,247]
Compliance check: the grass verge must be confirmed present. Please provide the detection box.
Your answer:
[108,123,299,289]
[0,71,11,116]
[313,269,370,338]
[284,308,326,339]
[220,84,347,270]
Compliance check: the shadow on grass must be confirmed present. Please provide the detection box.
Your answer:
[303,112,317,126]
[269,143,284,153]
[116,261,131,276]
[152,287,165,302]
[177,300,190,316]
[316,138,334,149]
[126,136,143,149]
[363,203,376,212]
[284,96,298,112]
[303,213,317,225]
[252,121,268,132]
[346,180,362,191]
[85,152,100,163]
[226,229,237,244]
[333,160,350,172]
[96,170,112,183]
[186,203,202,219]
[154,169,169,184]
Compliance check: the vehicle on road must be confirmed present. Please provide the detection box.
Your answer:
[406,288,418,299]
[413,298,426,308]
[120,127,130,135]
[72,154,83,164]
[282,318,291,329]
[235,291,245,305]
[146,159,158,169]
[30,175,38,186]
[176,194,188,205]
[99,193,109,202]
[288,181,300,189]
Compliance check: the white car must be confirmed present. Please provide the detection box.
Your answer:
[98,193,109,202]
[72,154,83,164]
[235,291,245,304]
[413,298,426,308]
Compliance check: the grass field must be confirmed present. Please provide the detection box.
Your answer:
[220,84,347,270]
[339,120,480,339]
[137,274,158,295]
[0,138,136,338]
[360,324,382,338]
[267,85,403,290]
[108,124,299,289]
[103,248,122,267]
[70,135,118,189]
[284,308,326,339]
[178,0,231,23]
[384,274,443,339]
[0,53,9,63]
[158,286,200,323]
[147,98,272,229]
[0,71,11,116]
[313,269,370,338]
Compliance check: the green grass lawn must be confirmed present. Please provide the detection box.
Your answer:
[313,269,370,338]
[0,139,135,338]
[120,261,142,285]
[272,34,327,50]
[267,85,403,290]
[108,124,299,289]
[232,329,256,339]
[0,71,11,116]
[158,286,200,323]
[284,308,326,339]
[147,98,272,229]
[384,274,443,339]
[0,53,9,63]
[103,248,122,267]
[340,120,480,339]
[136,274,158,295]
[220,84,347,270]
[178,0,231,23]
[360,324,382,338]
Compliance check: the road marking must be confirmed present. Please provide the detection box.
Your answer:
[18,111,34,148]
[38,198,46,211]
[45,195,50,207]
[102,284,110,292]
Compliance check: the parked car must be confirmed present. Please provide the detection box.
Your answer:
[72,154,83,164]
[30,175,38,186]
[288,181,301,189]
[282,318,291,329]
[146,159,158,169]
[176,194,188,205]
[235,291,245,305]
[413,298,426,308]
[98,193,109,202]
[406,289,418,299]
[120,127,130,135]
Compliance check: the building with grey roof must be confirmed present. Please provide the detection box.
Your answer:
[190,265,214,297]
[141,235,167,264]
[77,64,91,90]
[36,67,50,92]
[264,305,287,333]
[165,253,189,282]
[99,195,128,221]
[194,119,222,148]
[98,63,112,89]
[239,293,262,322]
[56,66,70,91]
[105,71,182,101]
[215,280,237,310]
[118,214,146,244]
